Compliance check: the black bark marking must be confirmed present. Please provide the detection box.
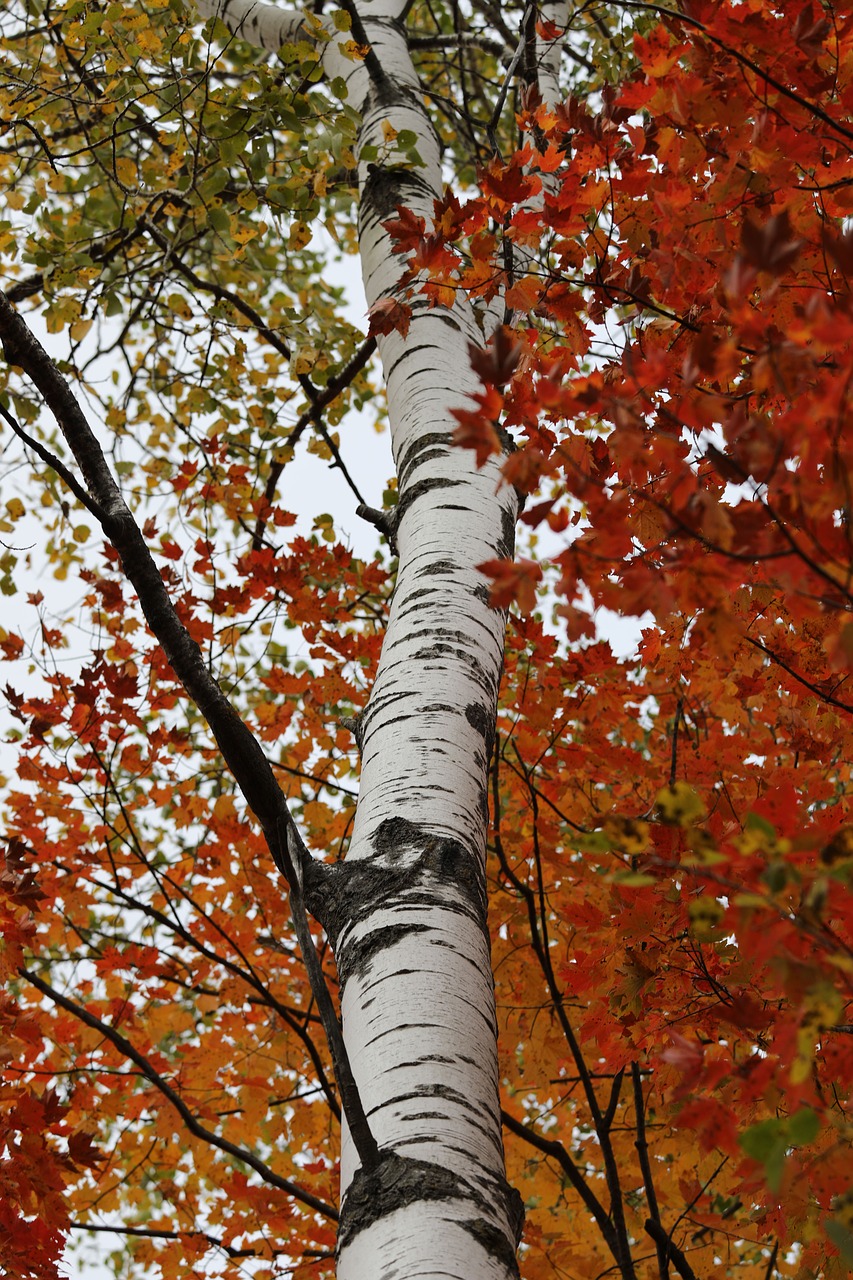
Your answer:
[373,815,427,858]
[378,1083,499,1130]
[385,342,449,382]
[465,702,489,739]
[462,1211,524,1270]
[321,820,490,966]
[397,474,464,521]
[361,164,434,222]
[340,921,431,985]
[337,1152,461,1249]
[396,430,449,487]
[338,1151,522,1272]
[497,503,516,562]
[414,558,455,576]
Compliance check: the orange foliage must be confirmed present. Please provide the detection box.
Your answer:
[2,2,853,1279]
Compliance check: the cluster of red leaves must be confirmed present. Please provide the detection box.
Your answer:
[464,2,853,1275]
[0,524,388,1277]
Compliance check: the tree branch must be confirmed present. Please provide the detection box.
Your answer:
[745,635,853,714]
[632,1063,669,1280]
[501,1108,618,1254]
[21,967,338,1221]
[615,1,853,145]
[0,287,297,859]
[69,1221,259,1260]
[82,865,342,1122]
[0,400,106,523]
[252,334,376,550]
[644,1219,699,1280]
[275,819,381,1172]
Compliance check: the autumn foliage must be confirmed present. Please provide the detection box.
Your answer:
[1,0,853,1278]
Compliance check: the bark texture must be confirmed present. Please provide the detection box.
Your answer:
[197,3,533,1275]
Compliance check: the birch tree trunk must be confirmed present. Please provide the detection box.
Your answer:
[194,2,563,1273]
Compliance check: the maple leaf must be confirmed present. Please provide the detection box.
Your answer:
[5,3,853,1278]
[467,326,523,387]
[382,205,426,254]
[450,384,505,466]
[367,296,412,338]
[66,1132,106,1170]
[477,558,542,613]
[661,1032,704,1075]
[481,154,541,209]
[740,210,803,276]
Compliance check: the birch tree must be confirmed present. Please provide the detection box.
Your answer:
[3,2,853,1279]
[0,2,575,1276]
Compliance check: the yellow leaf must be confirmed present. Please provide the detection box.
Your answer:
[655,782,706,827]
[114,155,137,187]
[289,221,312,251]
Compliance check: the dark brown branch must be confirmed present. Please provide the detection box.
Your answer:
[669,695,683,788]
[763,1240,780,1279]
[501,1108,618,1254]
[644,1219,700,1280]
[486,1,532,151]
[0,287,293,855]
[745,635,853,714]
[275,819,381,1172]
[21,967,338,1221]
[335,0,391,88]
[601,1067,625,1134]
[632,1063,669,1280]
[0,290,380,1171]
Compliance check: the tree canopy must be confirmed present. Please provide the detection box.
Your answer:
[1,0,852,1278]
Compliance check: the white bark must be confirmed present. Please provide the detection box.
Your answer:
[195,3,571,1275]
[537,0,571,109]
[331,16,521,1276]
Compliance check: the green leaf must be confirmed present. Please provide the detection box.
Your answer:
[824,1220,853,1267]
[787,1107,819,1147]
[612,870,657,886]
[745,811,777,840]
[739,1109,820,1192]
[739,1118,787,1191]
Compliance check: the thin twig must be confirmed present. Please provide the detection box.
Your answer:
[69,1222,259,1260]
[669,695,683,788]
[0,401,106,522]
[501,1108,618,1253]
